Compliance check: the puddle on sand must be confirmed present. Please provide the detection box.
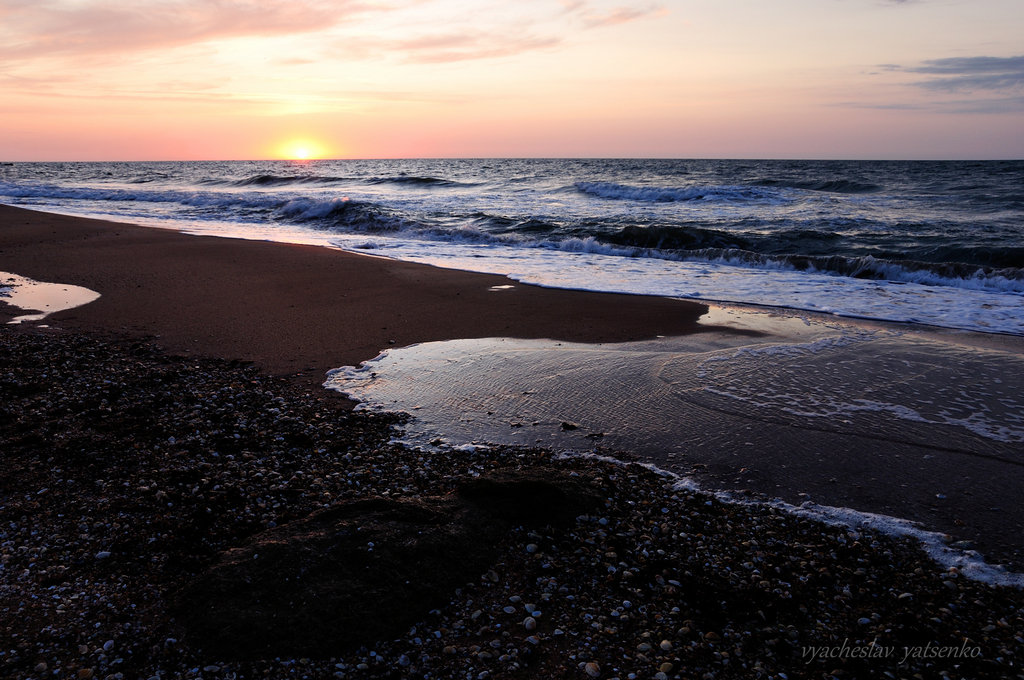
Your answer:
[0,271,100,324]
[324,303,1024,455]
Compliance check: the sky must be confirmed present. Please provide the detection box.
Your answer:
[1,0,1022,160]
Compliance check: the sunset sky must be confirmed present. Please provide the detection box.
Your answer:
[1,0,1022,160]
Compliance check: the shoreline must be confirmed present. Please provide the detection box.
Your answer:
[327,308,1024,573]
[0,204,718,391]
[3,205,1024,677]
[3,204,1024,569]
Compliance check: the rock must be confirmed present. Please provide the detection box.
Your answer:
[456,469,603,527]
[175,469,604,660]
[584,661,601,677]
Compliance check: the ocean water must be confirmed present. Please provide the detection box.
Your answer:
[1,158,1022,334]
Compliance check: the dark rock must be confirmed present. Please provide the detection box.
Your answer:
[457,468,604,527]
[174,469,604,660]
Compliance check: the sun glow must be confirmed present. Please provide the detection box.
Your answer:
[276,138,330,161]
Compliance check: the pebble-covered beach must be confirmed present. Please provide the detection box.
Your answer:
[2,324,1023,680]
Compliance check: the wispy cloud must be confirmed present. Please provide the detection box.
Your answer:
[904,55,1024,92]
[0,0,371,59]
[361,1,664,63]
[562,1,665,29]
[860,55,1024,113]
[391,33,562,63]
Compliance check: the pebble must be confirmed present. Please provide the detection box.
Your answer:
[2,327,1023,680]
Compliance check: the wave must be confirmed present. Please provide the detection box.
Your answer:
[275,197,410,232]
[754,178,882,194]
[228,174,341,187]
[0,180,413,232]
[365,175,473,188]
[574,181,786,203]
[0,180,289,210]
[603,224,752,250]
[3,176,1021,295]
[564,239,1024,294]
[215,174,475,189]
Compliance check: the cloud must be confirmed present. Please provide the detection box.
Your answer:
[902,55,1024,93]
[562,1,665,29]
[0,0,370,59]
[844,55,1024,114]
[340,2,665,65]
[390,33,561,63]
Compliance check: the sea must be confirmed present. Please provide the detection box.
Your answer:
[1,158,1022,335]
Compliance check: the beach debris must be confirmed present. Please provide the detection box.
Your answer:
[175,469,603,659]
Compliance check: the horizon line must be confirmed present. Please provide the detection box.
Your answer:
[4,156,1023,163]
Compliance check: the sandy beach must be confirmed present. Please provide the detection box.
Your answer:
[2,205,1023,679]
[0,205,714,387]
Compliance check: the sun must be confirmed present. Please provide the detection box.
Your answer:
[276,138,330,161]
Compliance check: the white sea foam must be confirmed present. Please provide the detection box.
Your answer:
[320,234,1024,336]
[552,451,1024,587]
[694,334,1024,443]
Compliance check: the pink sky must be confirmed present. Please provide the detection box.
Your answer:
[1,0,1022,160]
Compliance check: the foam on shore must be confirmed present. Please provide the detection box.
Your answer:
[325,306,1024,581]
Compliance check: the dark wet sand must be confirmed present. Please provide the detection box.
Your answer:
[0,204,714,388]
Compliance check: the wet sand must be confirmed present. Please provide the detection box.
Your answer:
[0,204,713,388]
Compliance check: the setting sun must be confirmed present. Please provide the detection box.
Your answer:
[276,138,331,161]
